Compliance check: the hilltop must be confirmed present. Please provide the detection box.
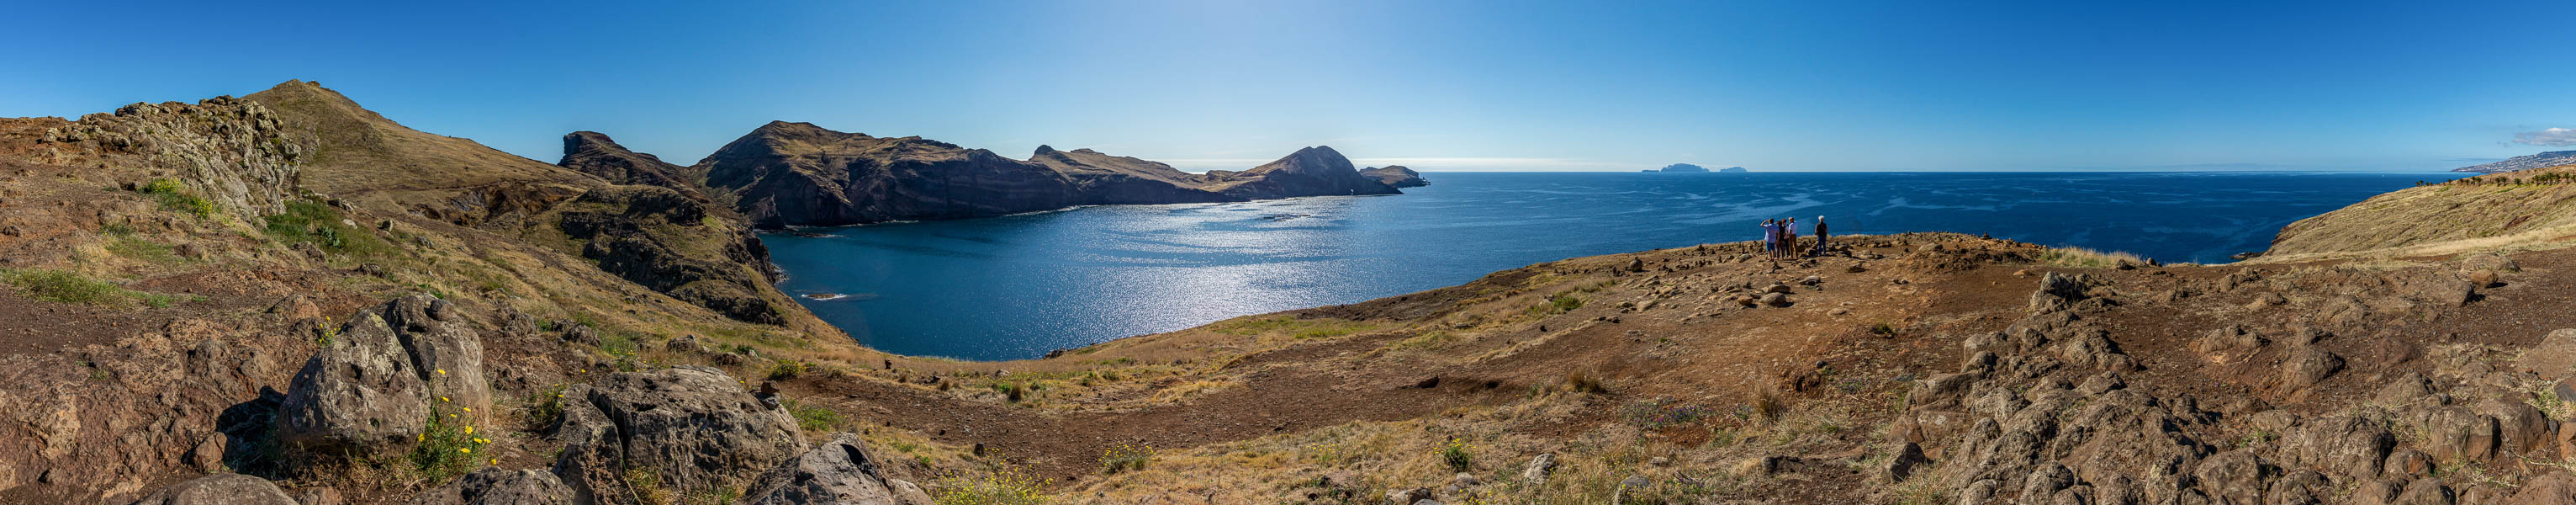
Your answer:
[3,82,2575,504]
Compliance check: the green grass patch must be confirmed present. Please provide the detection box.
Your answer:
[261,199,396,259]
[106,237,184,264]
[138,178,215,218]
[0,268,194,308]
[1209,316,1378,340]
[784,398,844,432]
[934,465,1051,505]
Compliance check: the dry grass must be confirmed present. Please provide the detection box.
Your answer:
[2034,247,2146,268]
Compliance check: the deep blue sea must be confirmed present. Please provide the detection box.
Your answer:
[763,172,2461,360]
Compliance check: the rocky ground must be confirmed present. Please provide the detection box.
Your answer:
[3,82,2575,505]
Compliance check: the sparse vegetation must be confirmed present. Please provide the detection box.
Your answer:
[765,359,808,380]
[1098,442,1154,474]
[1565,371,1610,394]
[1437,437,1475,472]
[262,199,394,259]
[1619,396,1711,429]
[0,268,191,308]
[934,465,1050,505]
[407,407,489,483]
[2034,247,2145,268]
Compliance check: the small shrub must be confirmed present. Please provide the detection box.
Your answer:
[994,382,1026,403]
[1438,438,1474,472]
[1752,389,1788,424]
[523,384,569,429]
[1099,442,1154,474]
[1868,322,1896,336]
[2035,247,2145,268]
[625,466,670,504]
[1565,371,1609,394]
[766,359,808,380]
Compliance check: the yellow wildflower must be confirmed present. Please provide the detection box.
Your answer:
[437,369,447,375]
[459,448,471,454]
[463,426,473,434]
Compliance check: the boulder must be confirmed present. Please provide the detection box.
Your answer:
[2514,329,2576,380]
[2473,398,2556,458]
[411,468,574,505]
[558,366,805,497]
[2503,471,2576,505]
[2195,449,2270,505]
[2277,349,2344,390]
[1880,442,1930,482]
[277,295,493,453]
[1521,454,1556,485]
[2283,415,2392,480]
[130,473,297,505]
[743,433,931,505]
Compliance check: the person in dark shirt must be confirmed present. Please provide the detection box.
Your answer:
[1812,215,1828,258]
[1781,217,1798,259]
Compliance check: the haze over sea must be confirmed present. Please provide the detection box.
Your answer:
[764,171,2459,360]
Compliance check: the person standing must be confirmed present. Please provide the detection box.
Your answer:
[1760,219,1779,257]
[1782,217,1799,259]
[1812,215,1829,258]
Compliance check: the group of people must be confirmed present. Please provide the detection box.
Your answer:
[1760,216,1827,259]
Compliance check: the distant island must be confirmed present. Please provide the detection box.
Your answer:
[2453,150,2576,173]
[1642,163,1746,173]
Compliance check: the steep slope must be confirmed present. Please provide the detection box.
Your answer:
[1358,165,1428,188]
[2453,150,2576,173]
[1025,145,1240,205]
[245,81,595,228]
[1199,146,1401,199]
[2265,163,2576,259]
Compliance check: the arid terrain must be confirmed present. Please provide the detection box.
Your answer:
[2,82,2574,505]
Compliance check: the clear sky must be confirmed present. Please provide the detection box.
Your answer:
[8,1,2572,173]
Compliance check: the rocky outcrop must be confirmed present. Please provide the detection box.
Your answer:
[128,473,297,505]
[742,433,933,505]
[549,184,788,324]
[1358,165,1427,188]
[558,131,706,200]
[1199,146,1400,200]
[1650,163,1709,173]
[413,468,574,505]
[40,95,305,222]
[553,366,805,502]
[277,295,491,453]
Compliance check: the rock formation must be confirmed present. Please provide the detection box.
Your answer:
[1197,146,1400,200]
[276,295,489,453]
[553,366,807,502]
[1359,165,1429,188]
[558,130,707,201]
[1026,145,1240,205]
[742,433,934,505]
[1652,163,1711,173]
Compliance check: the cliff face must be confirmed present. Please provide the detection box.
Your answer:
[696,121,1083,228]
[2266,164,2576,258]
[558,130,706,200]
[1358,165,1428,188]
[698,124,1397,228]
[1201,146,1401,199]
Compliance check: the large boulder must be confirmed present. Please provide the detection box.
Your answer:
[276,295,491,453]
[412,468,574,505]
[743,433,933,505]
[129,473,297,505]
[556,366,805,500]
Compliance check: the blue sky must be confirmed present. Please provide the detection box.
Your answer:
[7,1,2572,172]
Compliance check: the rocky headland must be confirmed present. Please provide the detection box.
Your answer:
[1360,165,1429,188]
[2,81,2575,504]
[692,122,1399,229]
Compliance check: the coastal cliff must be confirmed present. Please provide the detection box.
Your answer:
[696,122,1395,228]
[2267,163,2576,258]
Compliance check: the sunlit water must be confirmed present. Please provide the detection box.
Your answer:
[763,171,2458,360]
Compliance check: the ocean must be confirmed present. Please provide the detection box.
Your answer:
[761,171,2460,360]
